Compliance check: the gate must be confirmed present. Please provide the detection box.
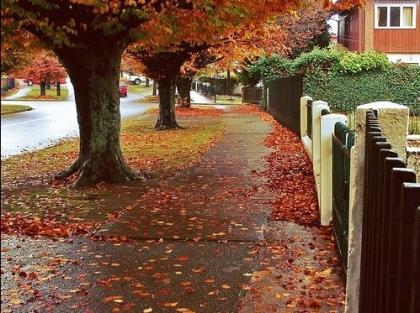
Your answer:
[242,86,262,104]
[267,76,303,135]
[332,121,355,275]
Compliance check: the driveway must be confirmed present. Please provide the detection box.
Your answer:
[191,90,214,104]
[1,88,155,158]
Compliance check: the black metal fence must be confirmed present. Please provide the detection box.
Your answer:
[332,122,355,275]
[242,86,262,104]
[267,76,303,135]
[359,110,420,313]
[306,100,312,139]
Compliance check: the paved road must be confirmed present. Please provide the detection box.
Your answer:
[1,88,154,158]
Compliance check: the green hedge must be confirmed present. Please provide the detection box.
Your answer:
[303,65,420,113]
[243,47,420,113]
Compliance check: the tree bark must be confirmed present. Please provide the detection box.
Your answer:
[155,74,180,130]
[40,81,46,96]
[56,81,61,96]
[226,69,230,99]
[145,78,150,87]
[176,76,192,108]
[55,47,137,187]
[152,80,157,96]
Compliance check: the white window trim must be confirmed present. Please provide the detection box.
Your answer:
[374,3,417,29]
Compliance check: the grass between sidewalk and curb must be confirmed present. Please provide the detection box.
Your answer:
[16,87,69,101]
[214,95,242,105]
[1,107,225,229]
[1,104,33,115]
[128,84,153,94]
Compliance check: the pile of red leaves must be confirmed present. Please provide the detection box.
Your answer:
[229,104,263,114]
[261,113,320,226]
[1,213,94,237]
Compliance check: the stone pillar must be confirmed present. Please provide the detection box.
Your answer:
[320,113,348,225]
[300,96,313,159]
[345,102,409,313]
[312,100,330,202]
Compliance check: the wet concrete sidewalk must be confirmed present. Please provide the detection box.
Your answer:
[1,111,345,313]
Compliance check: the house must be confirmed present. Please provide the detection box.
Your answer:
[336,0,420,65]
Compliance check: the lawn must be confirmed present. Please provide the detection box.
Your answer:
[214,95,242,105]
[1,107,225,224]
[128,84,153,94]
[16,87,69,100]
[1,104,32,115]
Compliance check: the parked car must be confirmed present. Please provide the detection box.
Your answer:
[24,77,67,86]
[127,74,145,85]
[119,85,128,97]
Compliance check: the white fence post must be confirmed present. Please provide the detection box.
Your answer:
[319,113,348,226]
[345,101,409,313]
[312,100,329,202]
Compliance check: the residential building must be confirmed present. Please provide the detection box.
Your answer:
[336,0,420,65]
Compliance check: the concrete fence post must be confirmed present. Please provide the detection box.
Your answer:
[345,102,409,313]
[319,113,348,226]
[311,100,329,202]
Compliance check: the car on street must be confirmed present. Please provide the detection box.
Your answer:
[119,85,128,97]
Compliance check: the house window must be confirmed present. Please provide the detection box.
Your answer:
[375,3,416,29]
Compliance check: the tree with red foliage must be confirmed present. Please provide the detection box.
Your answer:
[17,52,67,96]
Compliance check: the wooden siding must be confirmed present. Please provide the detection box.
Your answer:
[374,2,420,53]
[339,8,363,51]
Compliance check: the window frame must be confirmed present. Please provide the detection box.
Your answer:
[374,3,416,29]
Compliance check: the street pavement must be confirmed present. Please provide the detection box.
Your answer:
[1,85,155,158]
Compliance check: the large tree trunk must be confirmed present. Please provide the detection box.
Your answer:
[56,81,61,96]
[176,76,192,108]
[152,80,157,96]
[155,74,179,130]
[55,47,137,187]
[40,81,46,96]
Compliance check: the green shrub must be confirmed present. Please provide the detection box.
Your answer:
[294,46,342,72]
[303,64,420,113]
[244,46,420,113]
[338,50,390,74]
